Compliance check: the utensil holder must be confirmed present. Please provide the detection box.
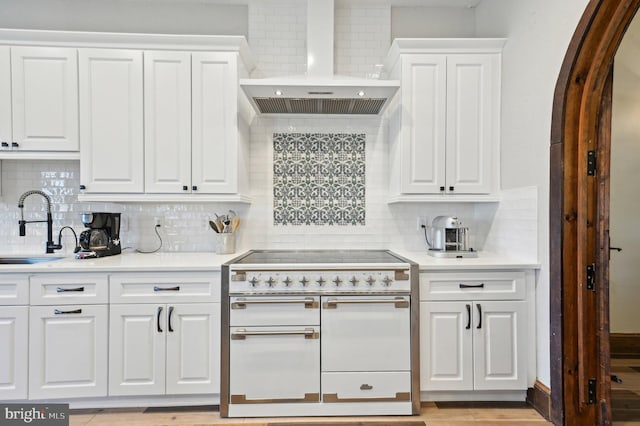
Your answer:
[215,232,236,254]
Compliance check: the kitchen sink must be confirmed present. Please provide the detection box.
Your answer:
[0,256,64,265]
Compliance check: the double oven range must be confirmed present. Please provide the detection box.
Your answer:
[221,250,419,418]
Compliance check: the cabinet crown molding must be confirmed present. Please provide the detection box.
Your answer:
[384,38,506,73]
[0,29,254,72]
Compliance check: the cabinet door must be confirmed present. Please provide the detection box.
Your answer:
[11,47,79,151]
[0,47,11,148]
[192,52,238,194]
[29,305,108,399]
[79,49,143,193]
[144,51,192,194]
[420,301,472,391]
[109,304,166,396]
[473,300,527,390]
[165,303,219,394]
[445,54,498,194]
[0,306,28,400]
[399,54,446,194]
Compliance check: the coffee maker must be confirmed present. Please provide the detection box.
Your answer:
[77,212,121,258]
[426,215,477,258]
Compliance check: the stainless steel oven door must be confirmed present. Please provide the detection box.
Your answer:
[321,295,411,372]
[229,325,320,403]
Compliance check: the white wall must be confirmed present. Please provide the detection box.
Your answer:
[391,6,476,38]
[610,16,640,334]
[475,0,589,387]
[0,0,248,36]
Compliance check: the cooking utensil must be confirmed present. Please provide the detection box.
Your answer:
[209,220,220,233]
[231,216,240,232]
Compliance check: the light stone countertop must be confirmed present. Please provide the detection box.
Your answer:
[0,250,540,273]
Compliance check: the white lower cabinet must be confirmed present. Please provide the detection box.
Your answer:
[28,304,108,399]
[0,306,28,400]
[108,272,220,397]
[109,302,219,396]
[420,271,531,395]
[0,275,29,400]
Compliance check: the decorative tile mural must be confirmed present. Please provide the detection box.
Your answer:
[273,133,366,225]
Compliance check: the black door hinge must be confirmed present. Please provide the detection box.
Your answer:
[587,150,596,176]
[588,378,596,404]
[586,263,595,291]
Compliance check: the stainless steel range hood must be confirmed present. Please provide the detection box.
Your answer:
[240,0,399,115]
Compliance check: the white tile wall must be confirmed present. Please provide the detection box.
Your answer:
[0,4,537,259]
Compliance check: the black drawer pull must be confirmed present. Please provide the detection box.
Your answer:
[157,306,163,333]
[11,142,19,148]
[465,304,471,329]
[182,185,188,191]
[153,286,180,292]
[360,384,373,390]
[1,142,8,147]
[476,304,482,329]
[459,283,484,289]
[54,309,82,315]
[56,286,85,293]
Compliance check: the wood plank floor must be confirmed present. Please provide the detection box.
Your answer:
[70,402,551,425]
[612,357,640,424]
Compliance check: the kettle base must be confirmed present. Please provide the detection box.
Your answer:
[427,249,478,258]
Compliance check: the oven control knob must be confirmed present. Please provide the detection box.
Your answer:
[349,276,359,286]
[283,277,292,287]
[316,277,326,286]
[332,277,343,286]
[300,277,309,286]
[366,276,376,286]
[266,277,276,287]
[249,277,259,287]
[382,276,393,286]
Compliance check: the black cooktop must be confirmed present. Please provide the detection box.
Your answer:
[232,250,409,265]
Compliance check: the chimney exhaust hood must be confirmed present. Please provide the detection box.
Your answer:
[240,0,399,115]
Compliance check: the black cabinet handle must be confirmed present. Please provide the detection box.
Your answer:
[610,247,622,252]
[54,308,82,315]
[476,304,482,329]
[465,304,471,329]
[192,185,198,191]
[449,186,454,191]
[168,306,174,332]
[459,283,484,289]
[182,185,188,191]
[439,186,445,191]
[1,142,8,147]
[56,286,85,293]
[11,142,18,148]
[153,286,180,292]
[157,306,163,333]
[79,185,86,190]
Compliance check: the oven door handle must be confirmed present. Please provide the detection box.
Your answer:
[231,298,318,309]
[323,297,409,309]
[231,328,319,340]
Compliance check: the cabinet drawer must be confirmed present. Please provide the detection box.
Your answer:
[30,274,108,305]
[110,272,219,303]
[0,275,29,305]
[420,271,525,301]
[321,372,410,403]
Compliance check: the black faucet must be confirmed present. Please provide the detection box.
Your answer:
[18,190,62,254]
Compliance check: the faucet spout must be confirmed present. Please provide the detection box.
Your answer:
[18,190,60,254]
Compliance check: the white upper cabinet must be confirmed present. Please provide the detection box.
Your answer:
[144,51,192,194]
[0,47,12,151]
[79,48,144,193]
[0,46,79,156]
[385,39,504,202]
[192,52,239,194]
[144,51,244,196]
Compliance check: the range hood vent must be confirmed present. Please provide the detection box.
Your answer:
[253,97,387,115]
[240,0,399,116]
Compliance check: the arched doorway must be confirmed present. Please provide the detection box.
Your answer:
[550,0,640,424]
